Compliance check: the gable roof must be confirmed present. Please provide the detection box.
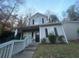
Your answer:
[30,12,48,19]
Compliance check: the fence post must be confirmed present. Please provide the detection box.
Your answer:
[0,49,3,57]
[9,41,14,58]
[23,38,26,49]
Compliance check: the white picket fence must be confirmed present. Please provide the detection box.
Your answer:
[0,36,32,58]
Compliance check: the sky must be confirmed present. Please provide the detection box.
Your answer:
[19,0,77,20]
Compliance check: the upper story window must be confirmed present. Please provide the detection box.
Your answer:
[42,18,44,24]
[52,19,53,22]
[32,19,34,24]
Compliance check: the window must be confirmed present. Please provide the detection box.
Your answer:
[49,18,50,22]
[54,27,58,36]
[52,19,53,22]
[32,19,34,24]
[45,28,48,37]
[42,18,44,23]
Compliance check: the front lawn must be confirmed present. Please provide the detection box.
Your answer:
[33,42,79,58]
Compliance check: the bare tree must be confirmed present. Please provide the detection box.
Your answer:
[66,5,79,21]
[75,0,79,13]
[24,8,36,26]
[45,10,54,19]
[0,0,25,21]
[45,10,59,22]
[0,0,25,35]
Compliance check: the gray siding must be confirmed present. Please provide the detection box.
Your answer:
[63,22,79,40]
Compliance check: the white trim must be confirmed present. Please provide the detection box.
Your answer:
[9,41,14,58]
[0,41,13,58]
[0,48,3,57]
[62,21,79,24]
[0,36,33,58]
[62,25,68,43]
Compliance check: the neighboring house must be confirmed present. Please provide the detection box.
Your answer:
[49,14,59,23]
[22,12,68,43]
[63,21,79,40]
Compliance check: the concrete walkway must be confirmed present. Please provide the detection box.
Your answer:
[12,43,38,58]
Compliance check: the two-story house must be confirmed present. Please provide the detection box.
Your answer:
[22,13,68,43]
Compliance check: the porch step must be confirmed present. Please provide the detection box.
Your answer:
[12,43,38,58]
[12,50,34,58]
[29,43,38,47]
[25,47,37,51]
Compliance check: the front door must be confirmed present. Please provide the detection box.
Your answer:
[35,33,39,42]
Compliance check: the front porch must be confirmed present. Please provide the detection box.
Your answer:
[22,25,41,43]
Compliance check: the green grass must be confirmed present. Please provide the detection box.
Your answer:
[33,42,79,58]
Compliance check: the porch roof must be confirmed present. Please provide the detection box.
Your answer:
[13,22,62,32]
[21,25,39,32]
[22,22,61,31]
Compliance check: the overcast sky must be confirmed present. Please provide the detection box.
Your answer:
[19,0,77,20]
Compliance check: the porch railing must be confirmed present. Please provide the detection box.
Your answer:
[0,36,32,58]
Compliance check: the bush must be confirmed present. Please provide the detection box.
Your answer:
[58,35,65,44]
[41,38,46,44]
[48,33,57,44]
